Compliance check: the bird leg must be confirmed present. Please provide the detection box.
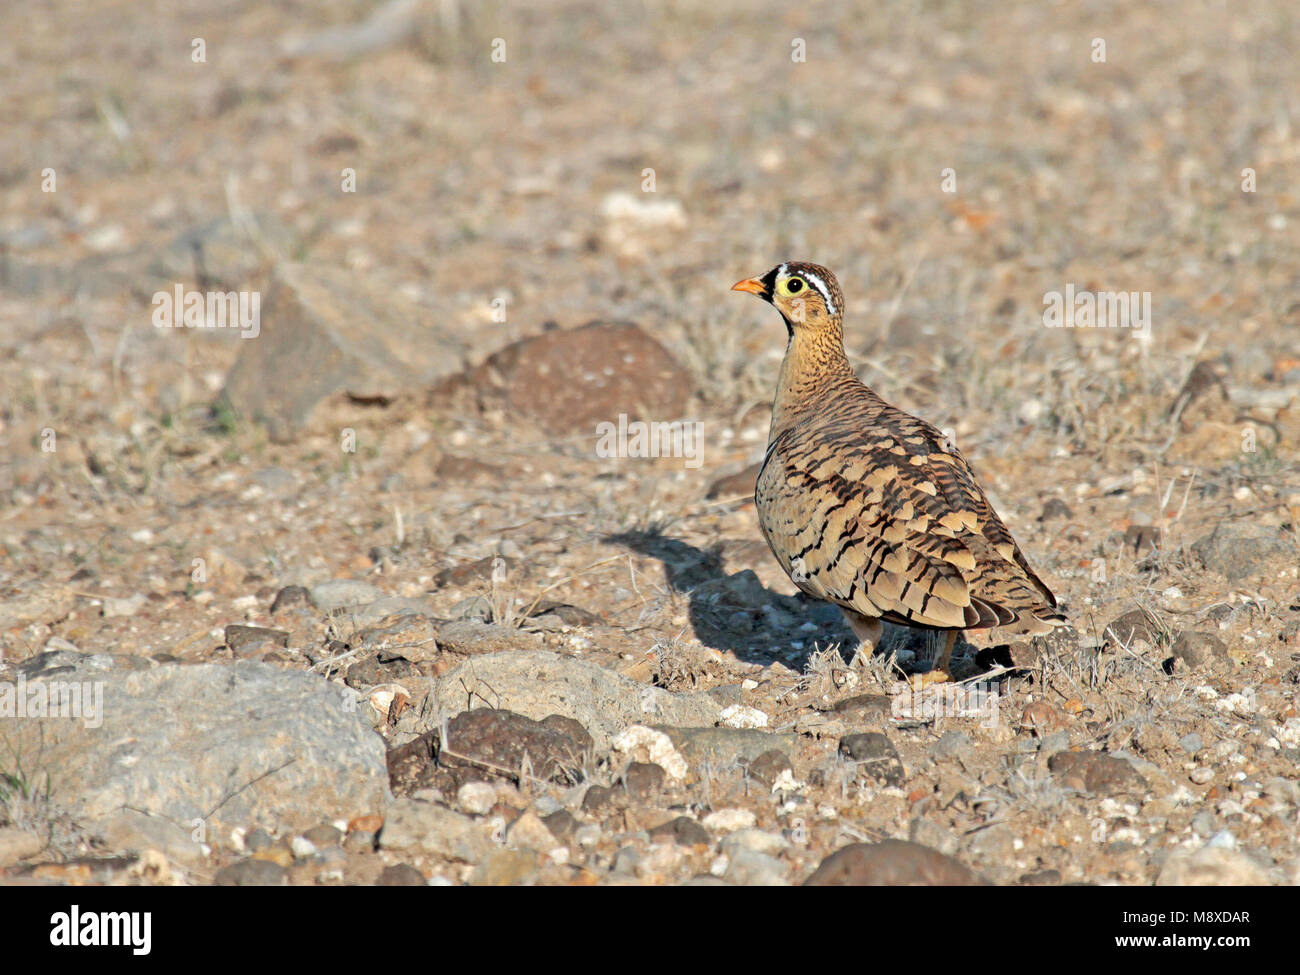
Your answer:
[912,630,958,688]
[842,610,882,669]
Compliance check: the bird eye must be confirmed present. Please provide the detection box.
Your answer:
[785,277,804,294]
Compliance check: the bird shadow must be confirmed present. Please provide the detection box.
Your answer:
[607,527,994,679]
[605,527,857,667]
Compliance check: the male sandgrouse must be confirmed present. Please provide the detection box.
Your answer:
[732,261,1066,684]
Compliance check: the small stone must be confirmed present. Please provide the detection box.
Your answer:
[702,808,756,832]
[1190,767,1214,785]
[839,732,904,787]
[721,829,788,856]
[506,810,558,852]
[289,836,318,859]
[1047,751,1148,796]
[379,799,493,862]
[573,824,602,849]
[377,863,427,886]
[581,784,618,812]
[225,624,290,658]
[804,840,989,886]
[908,818,961,857]
[745,749,793,786]
[612,726,689,782]
[302,824,342,848]
[1123,524,1160,554]
[929,731,973,762]
[1179,733,1203,755]
[1191,524,1292,583]
[719,704,769,729]
[723,847,788,886]
[457,781,498,816]
[1019,869,1062,886]
[1104,609,1164,650]
[441,708,593,785]
[623,762,666,800]
[102,594,146,618]
[542,810,579,844]
[468,848,539,886]
[1038,498,1073,521]
[613,846,641,875]
[649,816,712,848]
[213,857,289,886]
[1169,631,1228,669]
[269,586,311,614]
[309,579,386,613]
[1156,846,1271,885]
[244,828,274,852]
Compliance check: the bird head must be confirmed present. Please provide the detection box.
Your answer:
[731,261,843,333]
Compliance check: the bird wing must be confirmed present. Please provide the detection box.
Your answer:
[757,409,1062,633]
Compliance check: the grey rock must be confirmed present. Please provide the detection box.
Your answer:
[908,818,961,857]
[1170,631,1229,669]
[213,857,289,886]
[930,731,973,762]
[379,798,493,862]
[840,732,904,787]
[377,863,427,886]
[654,726,798,771]
[649,816,711,848]
[148,214,294,290]
[224,624,290,658]
[1191,524,1293,583]
[220,261,467,440]
[468,848,539,886]
[723,847,789,886]
[433,651,724,751]
[1179,732,1203,755]
[0,655,387,837]
[309,579,387,613]
[804,840,989,886]
[434,619,543,655]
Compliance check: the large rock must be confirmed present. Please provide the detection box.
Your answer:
[431,651,722,751]
[467,321,694,435]
[1191,524,1293,583]
[0,655,388,853]
[220,262,467,439]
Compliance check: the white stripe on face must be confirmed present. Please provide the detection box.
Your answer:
[797,268,836,316]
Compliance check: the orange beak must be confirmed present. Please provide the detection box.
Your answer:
[731,276,768,297]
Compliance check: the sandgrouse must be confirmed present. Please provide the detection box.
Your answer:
[732,261,1066,684]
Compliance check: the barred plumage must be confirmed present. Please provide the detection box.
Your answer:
[733,262,1066,682]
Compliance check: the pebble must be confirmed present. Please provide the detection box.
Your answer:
[0,828,43,865]
[506,810,558,852]
[804,840,989,886]
[719,704,769,729]
[721,829,788,856]
[702,808,757,832]
[612,726,689,781]
[377,863,427,886]
[213,858,289,886]
[649,816,711,848]
[457,781,498,816]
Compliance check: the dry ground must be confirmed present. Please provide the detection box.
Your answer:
[0,0,1298,885]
